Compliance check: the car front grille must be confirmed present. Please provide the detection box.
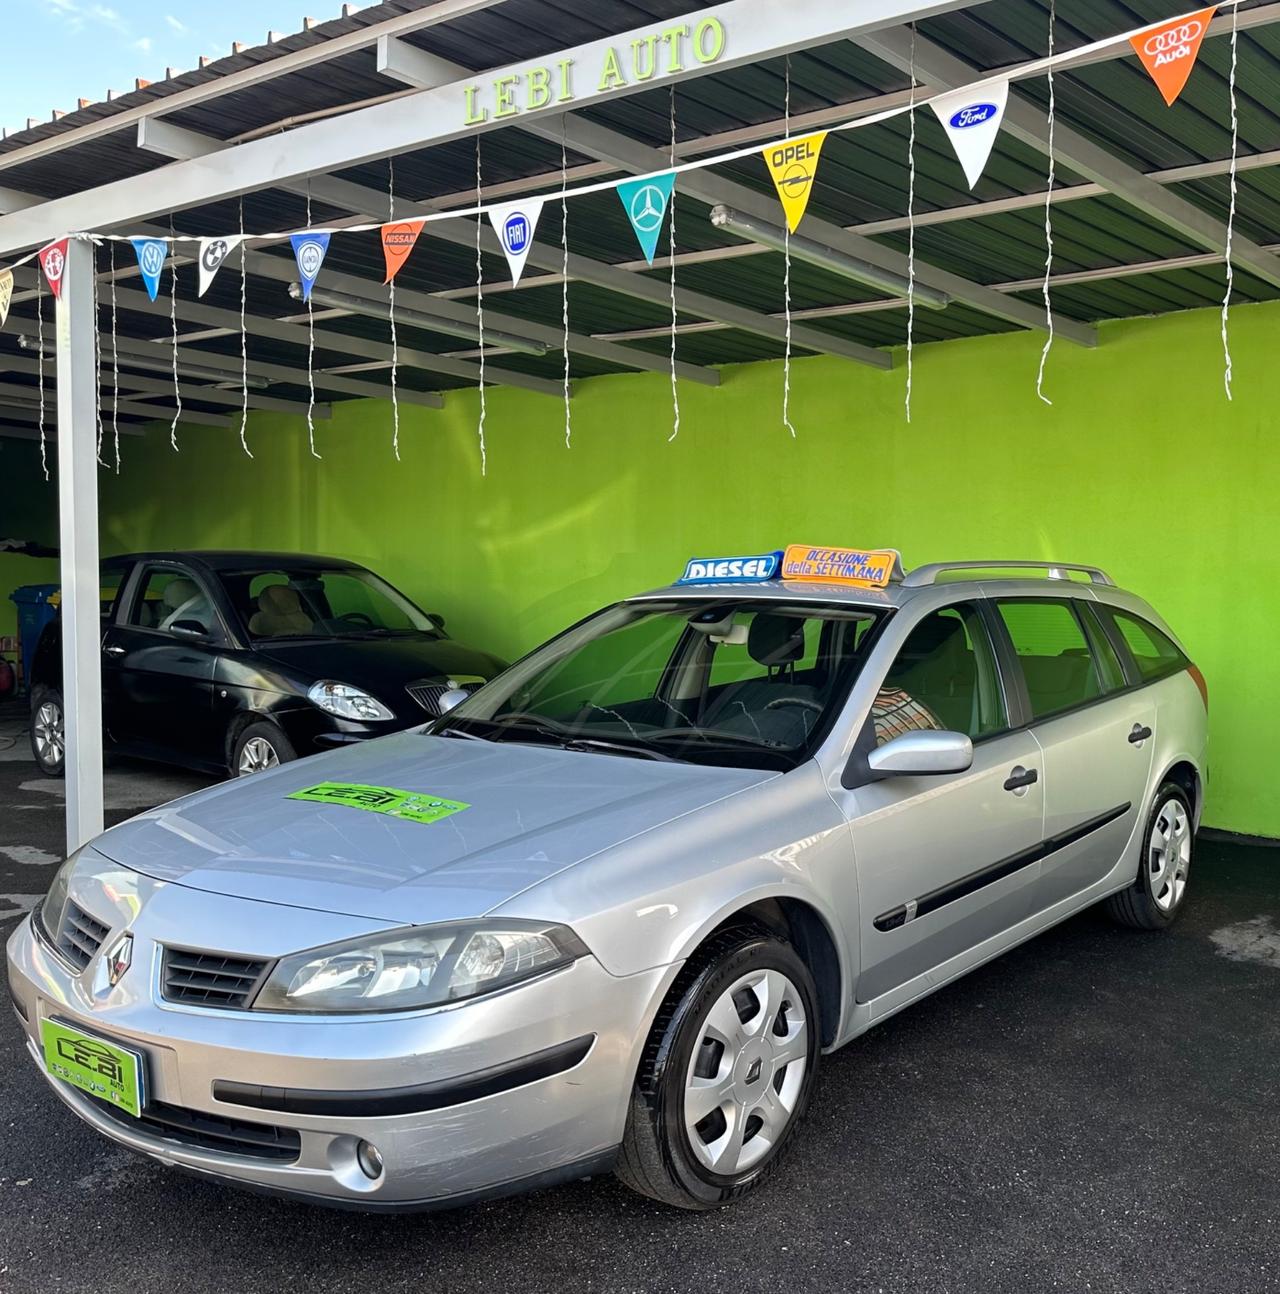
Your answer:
[406,678,482,715]
[56,900,111,971]
[161,948,271,1010]
[90,1093,301,1162]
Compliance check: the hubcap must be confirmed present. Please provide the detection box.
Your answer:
[238,736,279,776]
[34,701,64,766]
[683,968,809,1177]
[1148,798,1192,912]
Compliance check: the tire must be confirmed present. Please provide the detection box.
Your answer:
[29,685,66,778]
[616,929,821,1210]
[230,720,297,778]
[1105,782,1194,930]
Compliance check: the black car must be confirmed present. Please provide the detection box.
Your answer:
[28,551,508,778]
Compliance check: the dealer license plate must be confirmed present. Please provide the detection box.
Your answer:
[40,1018,146,1117]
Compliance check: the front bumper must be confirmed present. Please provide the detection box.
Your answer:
[6,875,672,1210]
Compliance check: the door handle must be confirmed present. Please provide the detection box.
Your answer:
[1004,766,1039,792]
[103,644,125,657]
[1128,724,1153,744]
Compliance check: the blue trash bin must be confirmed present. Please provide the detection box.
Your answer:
[9,584,61,692]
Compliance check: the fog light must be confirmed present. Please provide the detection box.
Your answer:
[356,1140,384,1180]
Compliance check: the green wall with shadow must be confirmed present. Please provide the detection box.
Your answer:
[5,299,1277,835]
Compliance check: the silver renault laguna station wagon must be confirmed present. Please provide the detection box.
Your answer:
[7,549,1207,1211]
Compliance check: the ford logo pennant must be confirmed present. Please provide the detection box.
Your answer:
[932,79,1010,190]
[949,102,998,130]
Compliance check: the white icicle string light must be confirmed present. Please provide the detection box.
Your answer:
[562,121,572,450]
[37,277,48,482]
[305,187,320,459]
[169,219,182,451]
[1036,0,1057,407]
[668,84,680,443]
[906,26,918,425]
[1222,2,1239,401]
[389,156,401,461]
[93,246,105,466]
[238,197,253,459]
[109,243,121,472]
[783,55,796,438]
[475,139,488,477]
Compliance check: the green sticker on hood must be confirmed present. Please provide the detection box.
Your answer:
[288,782,470,825]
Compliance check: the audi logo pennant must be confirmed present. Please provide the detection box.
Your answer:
[1130,6,1218,106]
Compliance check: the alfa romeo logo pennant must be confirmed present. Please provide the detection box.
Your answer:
[1130,7,1218,106]
[763,132,828,233]
[38,238,70,301]
[616,173,676,266]
[291,231,331,302]
[930,80,1010,189]
[487,198,545,287]
[197,235,243,298]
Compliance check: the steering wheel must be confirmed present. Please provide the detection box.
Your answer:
[765,697,824,714]
[337,612,376,628]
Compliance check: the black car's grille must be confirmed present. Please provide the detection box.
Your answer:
[90,1094,301,1162]
[406,679,482,715]
[56,900,111,971]
[161,948,270,1010]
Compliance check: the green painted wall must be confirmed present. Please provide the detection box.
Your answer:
[4,300,1277,834]
[0,439,60,645]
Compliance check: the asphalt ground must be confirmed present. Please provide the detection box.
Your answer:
[1,705,1278,1293]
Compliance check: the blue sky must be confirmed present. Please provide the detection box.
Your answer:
[2,0,319,134]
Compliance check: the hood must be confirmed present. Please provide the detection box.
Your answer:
[92,731,774,925]
[254,635,506,705]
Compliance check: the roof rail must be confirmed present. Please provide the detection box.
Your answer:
[902,561,1115,588]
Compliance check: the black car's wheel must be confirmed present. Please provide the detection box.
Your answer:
[616,929,820,1210]
[1106,782,1194,930]
[231,721,297,778]
[30,685,66,778]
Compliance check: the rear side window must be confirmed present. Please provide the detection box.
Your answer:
[994,599,1102,720]
[1108,610,1188,682]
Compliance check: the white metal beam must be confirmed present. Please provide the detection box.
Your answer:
[138,118,890,369]
[54,237,104,851]
[0,379,234,427]
[857,27,1280,293]
[0,0,989,258]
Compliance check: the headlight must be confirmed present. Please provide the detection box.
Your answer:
[36,852,79,944]
[252,921,587,1014]
[307,680,395,721]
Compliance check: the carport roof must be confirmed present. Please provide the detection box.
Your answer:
[0,0,1276,431]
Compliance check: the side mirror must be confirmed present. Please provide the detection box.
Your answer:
[435,687,471,715]
[866,730,974,778]
[169,620,209,640]
[427,612,446,632]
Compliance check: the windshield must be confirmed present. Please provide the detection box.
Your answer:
[220,566,441,641]
[436,598,883,770]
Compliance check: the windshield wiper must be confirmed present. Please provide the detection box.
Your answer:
[433,726,491,743]
[646,727,790,751]
[562,737,680,763]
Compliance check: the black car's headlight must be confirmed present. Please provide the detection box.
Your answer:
[307,680,395,721]
[252,920,588,1014]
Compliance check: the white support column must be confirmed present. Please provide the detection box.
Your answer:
[55,236,105,853]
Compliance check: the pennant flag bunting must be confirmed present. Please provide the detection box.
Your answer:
[131,237,169,303]
[197,235,242,298]
[0,269,12,328]
[930,81,1010,189]
[487,198,546,286]
[381,219,425,284]
[1130,6,1217,106]
[763,131,829,233]
[38,239,70,301]
[616,173,676,266]
[291,231,331,302]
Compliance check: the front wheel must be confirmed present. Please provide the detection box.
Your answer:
[616,930,820,1210]
[30,686,65,777]
[231,720,297,778]
[1105,783,1194,929]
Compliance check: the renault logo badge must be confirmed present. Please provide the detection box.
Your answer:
[106,933,133,987]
